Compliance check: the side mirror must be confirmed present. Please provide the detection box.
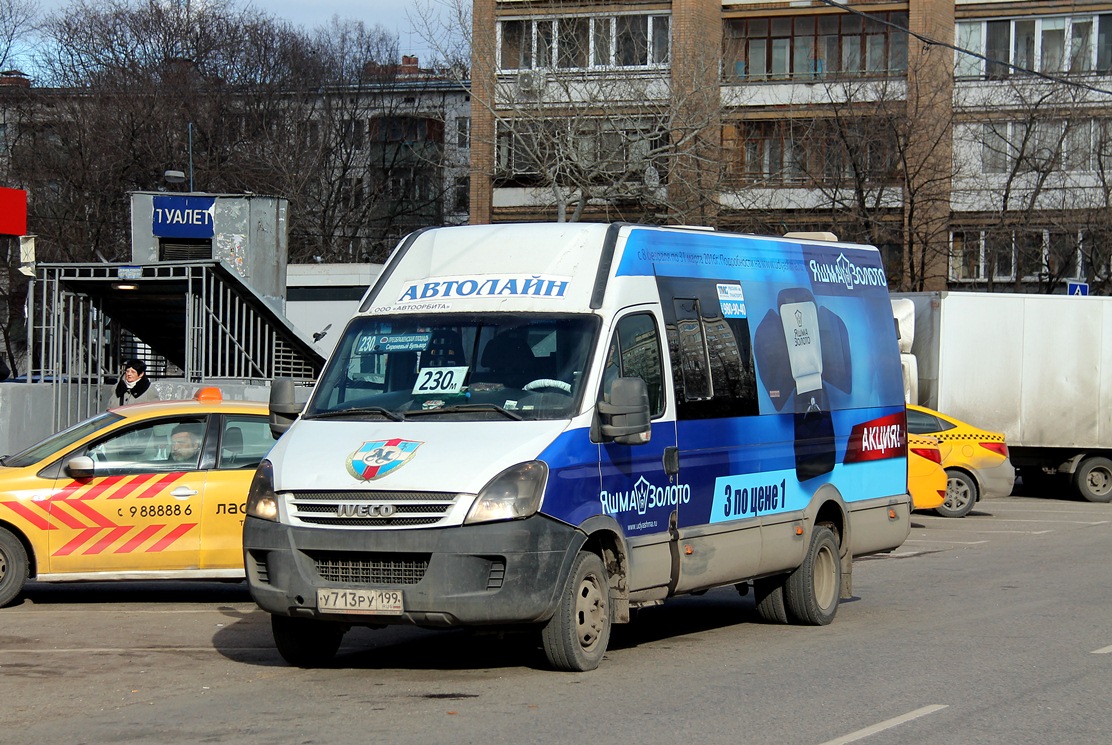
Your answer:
[598,377,652,445]
[65,456,96,478]
[269,378,302,437]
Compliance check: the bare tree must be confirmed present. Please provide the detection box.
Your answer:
[3,0,465,266]
[955,72,1107,293]
[0,0,38,72]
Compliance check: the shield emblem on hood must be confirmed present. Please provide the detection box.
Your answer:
[347,438,422,481]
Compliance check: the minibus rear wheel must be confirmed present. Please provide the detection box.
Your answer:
[271,614,346,667]
[752,577,789,624]
[541,551,612,672]
[784,524,841,626]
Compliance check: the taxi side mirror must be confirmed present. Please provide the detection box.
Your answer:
[65,456,96,478]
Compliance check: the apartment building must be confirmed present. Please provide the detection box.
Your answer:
[471,1,1112,294]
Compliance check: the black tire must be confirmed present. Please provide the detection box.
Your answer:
[752,576,789,624]
[271,615,345,667]
[0,527,29,608]
[541,551,611,672]
[1073,456,1112,503]
[934,469,978,518]
[784,525,841,626]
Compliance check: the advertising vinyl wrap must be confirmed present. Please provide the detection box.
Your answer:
[279,225,906,545]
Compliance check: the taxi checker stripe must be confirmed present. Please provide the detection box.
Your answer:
[0,501,53,531]
[83,526,133,555]
[147,522,196,553]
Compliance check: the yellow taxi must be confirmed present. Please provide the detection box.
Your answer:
[908,434,947,511]
[0,389,275,606]
[906,403,1016,518]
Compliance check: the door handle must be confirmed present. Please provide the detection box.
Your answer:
[171,487,199,498]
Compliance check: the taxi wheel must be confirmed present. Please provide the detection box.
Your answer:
[935,470,977,518]
[0,527,29,608]
[271,615,346,667]
[784,524,841,626]
[541,551,611,672]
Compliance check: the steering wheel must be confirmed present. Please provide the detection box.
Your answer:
[523,378,573,394]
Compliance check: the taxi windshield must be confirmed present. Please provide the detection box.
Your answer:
[2,411,124,468]
[306,314,599,422]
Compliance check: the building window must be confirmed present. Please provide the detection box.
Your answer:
[498,13,669,71]
[950,228,1085,282]
[453,176,470,213]
[456,117,469,149]
[958,14,1112,78]
[724,12,907,82]
[725,118,898,187]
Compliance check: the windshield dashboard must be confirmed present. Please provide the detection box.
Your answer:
[306,313,600,422]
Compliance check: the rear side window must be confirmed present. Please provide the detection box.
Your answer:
[906,408,954,435]
[658,276,759,420]
[217,416,278,470]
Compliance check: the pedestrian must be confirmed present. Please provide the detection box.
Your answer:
[113,359,150,406]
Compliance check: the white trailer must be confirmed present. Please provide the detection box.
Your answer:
[894,291,1112,502]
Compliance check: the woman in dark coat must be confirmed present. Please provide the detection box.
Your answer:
[114,359,151,406]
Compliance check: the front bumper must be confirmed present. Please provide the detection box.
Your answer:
[243,515,583,627]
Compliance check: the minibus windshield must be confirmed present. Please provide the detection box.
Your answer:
[306,314,599,422]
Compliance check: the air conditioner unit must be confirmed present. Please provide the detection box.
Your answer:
[516,70,545,93]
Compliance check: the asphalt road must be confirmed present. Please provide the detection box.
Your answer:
[2,490,1109,745]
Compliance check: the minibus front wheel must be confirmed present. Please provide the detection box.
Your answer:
[272,614,347,668]
[541,551,612,672]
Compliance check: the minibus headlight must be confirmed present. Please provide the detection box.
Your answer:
[246,460,280,522]
[465,461,548,525]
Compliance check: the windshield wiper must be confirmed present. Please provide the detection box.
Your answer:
[406,403,523,421]
[307,406,405,422]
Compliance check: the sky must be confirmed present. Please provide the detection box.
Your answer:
[29,0,450,63]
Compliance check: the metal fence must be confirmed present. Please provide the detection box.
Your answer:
[29,261,323,431]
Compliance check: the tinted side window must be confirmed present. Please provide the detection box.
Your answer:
[907,408,952,434]
[218,415,278,470]
[658,276,759,420]
[85,417,207,474]
[599,313,666,417]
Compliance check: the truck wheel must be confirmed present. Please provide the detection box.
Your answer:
[752,576,789,624]
[784,525,841,626]
[541,551,611,672]
[935,469,977,518]
[1073,456,1112,503]
[271,615,345,667]
[0,528,29,608]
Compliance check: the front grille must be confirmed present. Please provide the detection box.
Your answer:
[311,552,430,585]
[286,490,460,529]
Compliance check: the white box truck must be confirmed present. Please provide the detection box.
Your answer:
[894,291,1112,502]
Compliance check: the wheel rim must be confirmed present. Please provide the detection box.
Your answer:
[574,570,607,652]
[1086,466,1111,497]
[813,544,838,610]
[945,477,972,510]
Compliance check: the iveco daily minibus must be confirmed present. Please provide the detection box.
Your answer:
[244,222,911,671]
